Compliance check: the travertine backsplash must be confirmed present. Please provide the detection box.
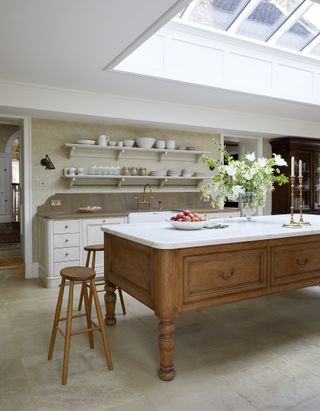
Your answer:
[32,118,220,261]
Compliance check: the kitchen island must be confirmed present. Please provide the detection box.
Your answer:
[102,214,320,381]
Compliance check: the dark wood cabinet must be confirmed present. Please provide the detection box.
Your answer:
[270,137,320,214]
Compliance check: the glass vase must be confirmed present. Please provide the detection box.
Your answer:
[239,192,257,220]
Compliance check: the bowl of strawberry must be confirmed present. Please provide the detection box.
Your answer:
[170,210,207,230]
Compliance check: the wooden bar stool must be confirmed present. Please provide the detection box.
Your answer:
[48,266,113,385]
[78,244,126,315]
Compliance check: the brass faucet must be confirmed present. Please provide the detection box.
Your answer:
[135,184,154,210]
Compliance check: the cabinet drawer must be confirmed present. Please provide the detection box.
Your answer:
[53,220,80,234]
[183,247,267,304]
[271,241,320,286]
[53,260,80,277]
[53,233,80,249]
[54,247,80,263]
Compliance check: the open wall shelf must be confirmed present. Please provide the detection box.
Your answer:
[63,175,211,188]
[65,144,210,163]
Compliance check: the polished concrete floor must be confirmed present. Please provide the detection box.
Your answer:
[2,269,320,410]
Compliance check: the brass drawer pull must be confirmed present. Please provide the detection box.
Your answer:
[65,239,69,243]
[218,269,235,280]
[102,219,106,223]
[296,258,309,267]
[65,225,69,229]
[65,253,69,257]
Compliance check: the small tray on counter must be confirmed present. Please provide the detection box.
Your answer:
[78,206,103,213]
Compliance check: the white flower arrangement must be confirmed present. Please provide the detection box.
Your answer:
[201,145,289,208]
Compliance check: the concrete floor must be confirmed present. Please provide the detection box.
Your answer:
[2,269,320,410]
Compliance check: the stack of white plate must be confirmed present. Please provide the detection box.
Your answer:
[149,170,167,177]
[167,169,180,177]
[76,139,96,145]
[181,168,193,177]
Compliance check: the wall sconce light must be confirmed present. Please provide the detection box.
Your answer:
[40,154,55,170]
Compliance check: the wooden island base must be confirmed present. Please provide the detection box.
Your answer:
[104,232,320,381]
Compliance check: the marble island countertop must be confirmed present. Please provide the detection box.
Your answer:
[101,214,320,249]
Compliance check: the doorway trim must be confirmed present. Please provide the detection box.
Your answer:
[0,114,34,278]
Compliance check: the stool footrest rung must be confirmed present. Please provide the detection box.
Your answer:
[59,313,86,322]
[71,326,100,336]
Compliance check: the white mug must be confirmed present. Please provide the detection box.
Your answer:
[77,167,84,175]
[97,134,109,146]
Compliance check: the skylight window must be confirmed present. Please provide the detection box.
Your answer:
[276,2,320,50]
[184,0,251,30]
[178,0,320,58]
[237,0,304,41]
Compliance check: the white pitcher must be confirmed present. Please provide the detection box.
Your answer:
[97,135,109,146]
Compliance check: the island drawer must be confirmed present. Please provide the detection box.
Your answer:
[270,241,320,286]
[182,247,267,304]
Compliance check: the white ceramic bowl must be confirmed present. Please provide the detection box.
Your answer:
[136,137,155,149]
[123,140,135,147]
[170,220,205,230]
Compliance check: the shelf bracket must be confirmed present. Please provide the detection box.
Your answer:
[196,154,204,163]
[69,146,76,159]
[117,149,125,160]
[159,151,168,162]
[117,177,125,187]
[159,178,168,188]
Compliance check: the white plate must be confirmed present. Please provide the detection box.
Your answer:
[170,220,205,230]
[76,139,96,145]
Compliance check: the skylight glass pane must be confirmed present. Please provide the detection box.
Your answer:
[186,0,251,31]
[237,0,304,42]
[276,2,320,51]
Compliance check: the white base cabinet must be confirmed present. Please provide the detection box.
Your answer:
[81,217,126,279]
[38,216,126,288]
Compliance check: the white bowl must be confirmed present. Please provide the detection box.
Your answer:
[170,220,205,230]
[136,137,155,149]
[123,140,135,147]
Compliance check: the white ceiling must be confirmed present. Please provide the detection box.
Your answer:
[0,0,319,125]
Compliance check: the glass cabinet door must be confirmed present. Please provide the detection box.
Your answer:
[294,152,312,211]
[314,153,320,210]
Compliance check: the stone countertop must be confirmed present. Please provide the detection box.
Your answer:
[36,208,239,220]
[101,214,320,249]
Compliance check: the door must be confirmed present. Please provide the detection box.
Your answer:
[0,153,11,223]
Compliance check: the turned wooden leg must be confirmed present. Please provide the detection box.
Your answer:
[158,319,176,381]
[118,288,126,315]
[62,280,74,385]
[48,279,65,360]
[104,281,117,326]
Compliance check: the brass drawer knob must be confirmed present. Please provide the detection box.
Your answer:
[65,225,68,229]
[296,258,309,267]
[218,269,235,280]
[65,253,69,257]
[65,239,69,243]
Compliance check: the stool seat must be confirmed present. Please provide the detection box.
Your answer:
[60,266,95,281]
[84,244,104,252]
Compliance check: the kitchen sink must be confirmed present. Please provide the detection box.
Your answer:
[128,211,175,224]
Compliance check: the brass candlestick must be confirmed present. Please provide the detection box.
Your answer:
[282,175,302,228]
[298,176,311,225]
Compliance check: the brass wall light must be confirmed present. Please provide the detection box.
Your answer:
[40,154,55,170]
